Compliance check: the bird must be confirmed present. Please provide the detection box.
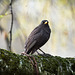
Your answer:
[24,20,51,54]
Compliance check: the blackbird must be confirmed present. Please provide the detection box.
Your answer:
[24,20,51,54]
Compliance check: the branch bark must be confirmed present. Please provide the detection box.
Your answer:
[9,0,13,51]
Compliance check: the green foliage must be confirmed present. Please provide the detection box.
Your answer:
[0,13,8,19]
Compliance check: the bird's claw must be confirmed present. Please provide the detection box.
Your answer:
[21,52,26,55]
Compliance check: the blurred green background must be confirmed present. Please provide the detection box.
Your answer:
[0,0,75,57]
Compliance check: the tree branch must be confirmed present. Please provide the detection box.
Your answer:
[9,0,13,51]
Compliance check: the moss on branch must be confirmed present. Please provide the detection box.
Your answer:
[0,49,75,75]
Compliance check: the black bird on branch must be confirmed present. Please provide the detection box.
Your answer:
[22,20,51,55]
[21,20,51,75]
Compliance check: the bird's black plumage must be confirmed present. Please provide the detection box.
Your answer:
[24,20,51,54]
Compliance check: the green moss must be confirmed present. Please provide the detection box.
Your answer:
[0,49,75,75]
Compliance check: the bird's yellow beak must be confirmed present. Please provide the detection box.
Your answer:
[44,21,48,24]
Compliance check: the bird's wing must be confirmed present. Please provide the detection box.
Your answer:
[26,40,36,51]
[25,28,43,52]
[25,26,40,46]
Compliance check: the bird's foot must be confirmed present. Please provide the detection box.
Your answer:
[21,52,26,55]
[21,52,30,56]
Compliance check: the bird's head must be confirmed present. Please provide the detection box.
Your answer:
[41,20,49,25]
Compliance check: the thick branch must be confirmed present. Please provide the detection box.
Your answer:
[0,49,75,75]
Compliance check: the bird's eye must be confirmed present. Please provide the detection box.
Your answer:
[44,21,48,24]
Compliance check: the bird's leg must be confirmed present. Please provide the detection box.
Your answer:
[21,52,39,75]
[21,52,34,65]
[36,51,44,55]
[30,56,39,75]
[38,49,51,56]
[36,51,40,55]
[39,48,46,54]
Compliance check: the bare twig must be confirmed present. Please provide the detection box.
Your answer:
[9,0,13,51]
